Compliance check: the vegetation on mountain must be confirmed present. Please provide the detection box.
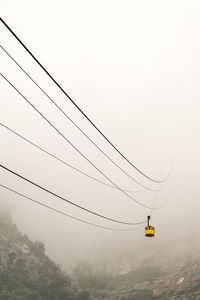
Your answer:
[0,206,91,300]
[0,204,200,299]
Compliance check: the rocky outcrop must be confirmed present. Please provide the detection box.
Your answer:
[73,246,200,299]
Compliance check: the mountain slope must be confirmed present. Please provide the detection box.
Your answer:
[0,205,91,300]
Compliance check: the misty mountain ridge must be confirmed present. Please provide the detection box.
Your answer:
[0,203,200,299]
[71,244,200,300]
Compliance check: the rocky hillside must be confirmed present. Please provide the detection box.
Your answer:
[72,244,200,300]
[0,203,200,299]
[0,205,91,300]
[90,255,200,299]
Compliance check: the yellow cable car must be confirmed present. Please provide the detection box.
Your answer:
[145,216,155,237]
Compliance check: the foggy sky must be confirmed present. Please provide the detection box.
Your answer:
[0,0,200,267]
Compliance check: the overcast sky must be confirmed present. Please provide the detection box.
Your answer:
[1,0,200,266]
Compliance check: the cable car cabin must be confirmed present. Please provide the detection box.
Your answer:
[145,226,155,237]
[145,216,155,237]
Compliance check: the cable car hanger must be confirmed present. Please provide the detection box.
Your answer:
[145,216,155,237]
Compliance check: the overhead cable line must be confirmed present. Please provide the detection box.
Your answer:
[0,183,143,231]
[1,73,161,210]
[0,17,170,184]
[0,45,159,192]
[1,122,161,193]
[150,189,159,218]
[0,163,145,225]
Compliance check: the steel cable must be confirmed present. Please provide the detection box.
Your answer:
[0,17,171,184]
[1,73,162,210]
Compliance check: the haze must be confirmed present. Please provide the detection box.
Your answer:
[0,0,200,269]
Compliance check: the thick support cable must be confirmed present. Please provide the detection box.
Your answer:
[0,184,144,231]
[0,122,159,193]
[1,73,161,210]
[0,17,171,184]
[0,45,158,191]
[0,164,145,225]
